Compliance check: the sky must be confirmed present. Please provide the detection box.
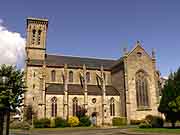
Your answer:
[0,0,180,77]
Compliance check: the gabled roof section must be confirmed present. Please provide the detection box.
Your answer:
[127,41,152,58]
[46,83,120,96]
[45,54,117,70]
[111,56,124,69]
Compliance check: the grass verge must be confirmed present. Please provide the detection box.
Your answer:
[129,128,180,134]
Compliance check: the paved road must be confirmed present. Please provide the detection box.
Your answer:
[10,127,180,135]
[10,128,130,135]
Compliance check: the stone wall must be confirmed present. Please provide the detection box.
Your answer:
[25,65,45,118]
[46,94,120,125]
[46,67,112,85]
[125,45,159,120]
[111,63,126,117]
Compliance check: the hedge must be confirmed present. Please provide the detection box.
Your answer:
[54,117,68,128]
[10,120,31,130]
[79,116,91,127]
[34,118,51,128]
[112,117,127,126]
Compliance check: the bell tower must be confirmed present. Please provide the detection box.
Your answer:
[26,17,48,60]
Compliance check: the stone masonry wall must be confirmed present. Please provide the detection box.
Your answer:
[126,45,159,120]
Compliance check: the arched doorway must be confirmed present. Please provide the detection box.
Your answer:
[91,112,97,126]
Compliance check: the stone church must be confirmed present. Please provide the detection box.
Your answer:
[24,17,160,125]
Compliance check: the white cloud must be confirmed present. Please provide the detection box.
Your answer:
[0,20,25,67]
[0,19,3,24]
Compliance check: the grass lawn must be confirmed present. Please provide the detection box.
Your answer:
[129,128,180,134]
[10,126,127,133]
[10,126,99,132]
[31,126,96,131]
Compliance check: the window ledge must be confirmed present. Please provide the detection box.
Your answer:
[136,108,152,111]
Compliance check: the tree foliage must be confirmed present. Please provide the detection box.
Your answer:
[158,68,180,127]
[0,64,25,135]
[0,64,25,111]
[76,105,87,119]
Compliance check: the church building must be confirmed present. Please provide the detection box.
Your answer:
[24,17,160,125]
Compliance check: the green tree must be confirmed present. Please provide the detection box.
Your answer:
[158,68,180,128]
[0,64,25,135]
[76,106,87,119]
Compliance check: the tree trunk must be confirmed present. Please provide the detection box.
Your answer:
[172,122,175,128]
[5,111,10,135]
[0,111,4,135]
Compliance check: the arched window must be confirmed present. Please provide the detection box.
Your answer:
[51,97,57,117]
[51,70,56,82]
[33,84,35,89]
[38,30,42,45]
[69,71,73,83]
[73,97,78,116]
[33,72,36,77]
[32,29,36,44]
[136,70,149,108]
[86,72,90,83]
[110,98,115,116]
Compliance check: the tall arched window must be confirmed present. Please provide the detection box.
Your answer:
[38,30,42,45]
[51,97,57,117]
[136,70,149,108]
[69,71,73,82]
[32,29,36,44]
[110,98,115,116]
[73,97,78,116]
[51,70,56,82]
[86,72,90,83]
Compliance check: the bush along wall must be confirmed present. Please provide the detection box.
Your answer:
[68,116,80,127]
[112,117,127,126]
[33,116,92,128]
[139,115,164,128]
[10,120,31,130]
[130,120,144,125]
[79,116,91,127]
[54,117,68,128]
[33,118,51,128]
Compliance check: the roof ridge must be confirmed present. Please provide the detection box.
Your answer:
[47,53,117,61]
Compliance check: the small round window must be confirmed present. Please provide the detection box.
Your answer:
[137,52,142,57]
[92,98,96,104]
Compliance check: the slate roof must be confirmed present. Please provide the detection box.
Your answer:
[46,83,120,96]
[45,54,117,70]
[27,54,118,70]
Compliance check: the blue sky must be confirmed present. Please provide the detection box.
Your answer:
[0,0,180,76]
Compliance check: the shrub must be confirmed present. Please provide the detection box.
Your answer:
[54,117,68,128]
[79,116,91,127]
[112,117,127,126]
[145,115,153,123]
[151,116,164,128]
[50,118,55,128]
[130,120,144,125]
[10,121,31,130]
[139,121,152,128]
[34,118,50,128]
[76,106,87,119]
[68,116,80,127]
[144,115,164,128]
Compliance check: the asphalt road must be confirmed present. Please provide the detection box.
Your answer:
[10,128,130,135]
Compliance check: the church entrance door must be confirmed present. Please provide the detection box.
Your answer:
[91,112,97,126]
